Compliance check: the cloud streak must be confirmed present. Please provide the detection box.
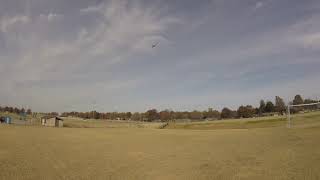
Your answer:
[0,15,30,32]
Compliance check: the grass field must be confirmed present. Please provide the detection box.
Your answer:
[1,112,320,180]
[166,112,320,130]
[62,117,166,129]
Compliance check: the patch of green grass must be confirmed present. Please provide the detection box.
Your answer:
[0,112,23,119]
[167,111,320,130]
[246,117,285,124]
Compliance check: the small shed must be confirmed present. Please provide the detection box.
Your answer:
[41,116,63,127]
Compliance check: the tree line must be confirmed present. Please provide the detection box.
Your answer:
[60,94,319,122]
[0,106,32,115]
[1,94,317,121]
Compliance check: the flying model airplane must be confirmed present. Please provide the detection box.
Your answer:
[152,42,159,48]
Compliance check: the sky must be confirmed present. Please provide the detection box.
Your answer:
[0,0,320,113]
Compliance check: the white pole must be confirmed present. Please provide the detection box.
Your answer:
[287,105,291,128]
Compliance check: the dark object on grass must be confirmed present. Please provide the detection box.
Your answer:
[0,117,11,124]
[0,117,5,123]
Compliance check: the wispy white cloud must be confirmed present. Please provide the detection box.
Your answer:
[39,13,63,22]
[297,33,320,49]
[77,0,182,60]
[80,3,104,13]
[0,0,182,111]
[192,12,320,65]
[254,1,264,10]
[0,15,30,32]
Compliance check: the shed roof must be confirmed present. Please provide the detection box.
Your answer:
[42,116,63,121]
[55,117,63,121]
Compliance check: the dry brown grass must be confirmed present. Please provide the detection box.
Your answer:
[0,112,320,179]
[62,118,165,129]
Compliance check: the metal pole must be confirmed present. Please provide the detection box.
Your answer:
[287,105,291,128]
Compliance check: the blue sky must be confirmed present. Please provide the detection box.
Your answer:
[0,0,320,112]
